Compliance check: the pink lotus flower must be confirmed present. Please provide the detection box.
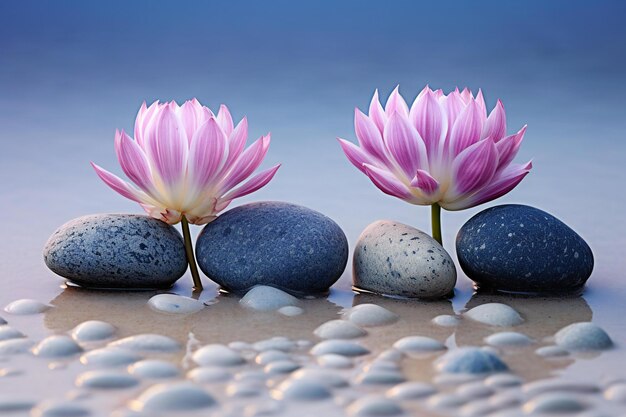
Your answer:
[338,86,532,244]
[92,99,280,290]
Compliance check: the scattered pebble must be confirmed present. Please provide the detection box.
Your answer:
[427,392,468,408]
[71,320,116,342]
[484,374,523,388]
[256,350,290,365]
[522,379,600,396]
[393,336,446,353]
[278,306,304,316]
[464,303,523,327]
[186,367,231,383]
[343,304,399,327]
[535,345,569,358]
[432,315,460,327]
[311,340,370,357]
[192,344,246,367]
[456,381,494,398]
[347,395,404,416]
[31,400,90,417]
[128,360,180,379]
[386,382,436,400]
[131,382,216,411]
[435,347,508,374]
[80,348,142,367]
[234,369,267,382]
[604,383,626,402]
[76,370,139,389]
[273,379,332,401]
[264,360,300,375]
[484,332,533,347]
[377,349,404,362]
[0,339,34,355]
[291,368,349,388]
[0,326,25,341]
[228,341,254,351]
[32,336,83,358]
[253,337,296,352]
[522,392,588,413]
[148,294,205,314]
[4,299,51,315]
[0,396,36,412]
[317,354,353,369]
[108,334,181,352]
[554,322,613,351]
[355,370,406,385]
[227,380,265,398]
[314,320,367,339]
[239,286,300,311]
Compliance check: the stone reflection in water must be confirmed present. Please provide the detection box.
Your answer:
[455,293,593,381]
[44,287,343,347]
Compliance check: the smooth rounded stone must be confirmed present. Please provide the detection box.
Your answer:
[256,350,290,365]
[80,348,142,367]
[128,360,180,379]
[342,304,399,327]
[436,347,508,374]
[456,205,594,293]
[428,392,468,408]
[433,315,460,327]
[31,401,90,417]
[4,299,51,315]
[522,392,588,413]
[291,368,349,388]
[239,286,300,312]
[485,332,533,347]
[264,360,300,375]
[535,345,569,358]
[186,367,231,383]
[273,379,332,401]
[44,214,187,289]
[310,340,370,357]
[0,326,25,341]
[604,383,626,402]
[377,349,405,362]
[393,336,446,353]
[554,322,613,351]
[76,370,139,389]
[387,382,436,400]
[132,382,216,411]
[278,306,304,316]
[193,344,246,367]
[234,369,267,382]
[355,370,405,385]
[228,341,254,351]
[226,381,265,398]
[108,334,180,352]
[318,354,353,369]
[347,396,404,416]
[0,396,35,412]
[71,320,116,342]
[353,220,456,298]
[147,294,204,314]
[522,379,600,396]
[314,320,367,340]
[32,335,83,358]
[484,374,523,388]
[464,303,523,327]
[0,316,5,325]
[456,381,494,398]
[196,202,349,294]
[253,337,296,352]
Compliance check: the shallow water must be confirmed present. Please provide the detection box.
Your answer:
[2,1,626,416]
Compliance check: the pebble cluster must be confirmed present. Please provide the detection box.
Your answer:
[0,295,622,417]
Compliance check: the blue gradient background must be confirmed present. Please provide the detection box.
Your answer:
[1,1,625,313]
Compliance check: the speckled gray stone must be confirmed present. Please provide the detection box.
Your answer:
[196,202,348,294]
[353,220,456,299]
[44,214,187,289]
[435,347,508,374]
[456,205,594,294]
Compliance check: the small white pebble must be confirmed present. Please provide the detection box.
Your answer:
[314,320,367,339]
[71,320,116,342]
[4,299,51,315]
[278,306,303,316]
[148,294,204,314]
[342,304,398,327]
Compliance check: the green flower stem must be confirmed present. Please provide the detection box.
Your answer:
[431,203,442,246]
[181,215,203,291]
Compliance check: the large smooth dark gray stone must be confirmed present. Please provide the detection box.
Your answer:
[456,205,593,294]
[195,202,348,295]
[44,214,187,289]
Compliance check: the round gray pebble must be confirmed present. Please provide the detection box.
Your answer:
[108,334,181,352]
[76,371,139,389]
[464,304,523,327]
[342,304,399,327]
[347,396,404,416]
[523,392,587,413]
[128,360,180,379]
[554,322,613,350]
[435,347,508,374]
[32,336,83,358]
[273,379,332,401]
[310,340,370,357]
[393,336,446,353]
[71,321,116,342]
[484,332,533,347]
[314,320,367,339]
[192,344,246,367]
[132,382,216,411]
